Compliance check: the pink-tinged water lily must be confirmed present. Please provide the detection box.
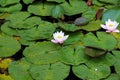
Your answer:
[101,19,120,32]
[51,31,69,44]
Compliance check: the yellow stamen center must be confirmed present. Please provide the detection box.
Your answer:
[57,35,62,39]
[109,24,114,27]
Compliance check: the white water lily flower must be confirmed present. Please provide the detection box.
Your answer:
[51,31,69,44]
[101,19,119,32]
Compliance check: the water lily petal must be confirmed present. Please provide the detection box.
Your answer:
[51,39,59,43]
[113,29,120,32]
[101,24,106,29]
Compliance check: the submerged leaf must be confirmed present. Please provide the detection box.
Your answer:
[0,58,12,69]
[74,17,89,26]
[0,74,13,80]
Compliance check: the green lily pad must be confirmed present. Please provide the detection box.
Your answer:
[99,0,120,4]
[86,53,116,66]
[104,74,120,80]
[6,12,41,29]
[0,13,10,19]
[28,2,55,16]
[23,42,60,64]
[51,5,64,19]
[30,62,70,80]
[1,22,18,36]
[82,32,117,50]
[92,0,104,6]
[8,58,33,80]
[0,3,22,13]
[82,20,101,31]
[59,45,89,65]
[0,0,20,7]
[112,50,120,59]
[60,0,88,16]
[18,21,56,40]
[73,64,110,80]
[0,34,21,57]
[82,7,97,20]
[19,39,35,46]
[64,31,83,45]
[47,0,65,3]
[102,7,120,23]
[23,0,34,4]
[58,22,81,31]
[114,60,120,76]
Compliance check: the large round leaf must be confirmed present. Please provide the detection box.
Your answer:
[73,64,110,80]
[6,12,41,29]
[99,0,120,5]
[8,58,33,80]
[51,5,64,19]
[104,74,120,80]
[0,0,20,7]
[64,31,83,45]
[82,20,102,31]
[30,62,70,80]
[47,0,65,3]
[58,22,81,31]
[18,21,56,40]
[28,2,55,16]
[1,22,18,36]
[86,53,116,67]
[112,51,120,76]
[23,0,34,4]
[0,34,21,57]
[23,42,60,64]
[0,4,22,13]
[82,32,117,51]
[102,7,120,23]
[60,0,88,16]
[59,45,89,65]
